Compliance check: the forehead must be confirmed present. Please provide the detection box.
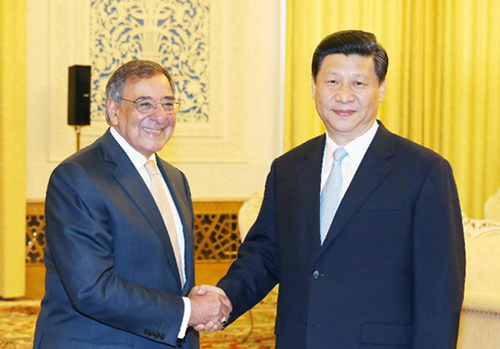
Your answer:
[319,54,376,76]
[123,73,173,98]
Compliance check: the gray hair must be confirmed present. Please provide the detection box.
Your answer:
[105,60,175,124]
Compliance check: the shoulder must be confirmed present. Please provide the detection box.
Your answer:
[377,123,447,165]
[157,156,189,185]
[274,134,325,166]
[49,134,113,187]
[157,157,183,176]
[157,156,179,173]
[393,134,447,168]
[374,126,455,186]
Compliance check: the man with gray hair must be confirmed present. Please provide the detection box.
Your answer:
[34,60,231,348]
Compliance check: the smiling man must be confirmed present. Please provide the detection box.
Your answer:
[33,60,231,349]
[207,30,465,348]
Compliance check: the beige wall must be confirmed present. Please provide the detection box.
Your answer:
[26,0,283,201]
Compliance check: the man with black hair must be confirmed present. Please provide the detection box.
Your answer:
[200,30,465,348]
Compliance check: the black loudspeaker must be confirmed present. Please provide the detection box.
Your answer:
[68,65,91,126]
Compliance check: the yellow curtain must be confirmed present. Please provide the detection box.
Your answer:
[285,0,500,219]
[0,0,27,297]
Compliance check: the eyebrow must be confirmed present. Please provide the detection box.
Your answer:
[324,71,368,78]
[351,73,368,78]
[134,95,176,101]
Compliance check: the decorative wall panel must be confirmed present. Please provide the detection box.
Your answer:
[193,201,241,260]
[25,201,242,264]
[90,0,210,125]
[30,0,278,201]
[26,202,46,264]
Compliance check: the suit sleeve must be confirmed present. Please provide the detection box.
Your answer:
[45,161,185,346]
[217,161,280,322]
[412,158,465,348]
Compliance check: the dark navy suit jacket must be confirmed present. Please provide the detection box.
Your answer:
[34,129,199,348]
[218,122,465,349]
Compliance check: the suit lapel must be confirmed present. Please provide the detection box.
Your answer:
[296,135,326,256]
[318,123,395,254]
[101,131,183,289]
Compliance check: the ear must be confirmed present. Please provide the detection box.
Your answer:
[378,80,386,102]
[311,76,317,99]
[107,99,119,126]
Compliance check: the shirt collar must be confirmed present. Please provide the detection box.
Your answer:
[325,121,379,166]
[110,127,156,170]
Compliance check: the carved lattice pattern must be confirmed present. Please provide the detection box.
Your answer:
[26,201,46,264]
[193,201,242,261]
[25,201,242,264]
[90,0,210,124]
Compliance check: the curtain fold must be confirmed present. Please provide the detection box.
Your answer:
[284,0,500,218]
[0,0,27,297]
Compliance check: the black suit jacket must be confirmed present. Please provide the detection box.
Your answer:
[34,129,199,348]
[218,122,465,349]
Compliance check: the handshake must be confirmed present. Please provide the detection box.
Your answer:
[188,285,233,332]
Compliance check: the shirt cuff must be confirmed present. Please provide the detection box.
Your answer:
[178,296,191,338]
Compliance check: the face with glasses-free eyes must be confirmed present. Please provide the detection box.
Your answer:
[107,73,178,158]
[312,54,386,146]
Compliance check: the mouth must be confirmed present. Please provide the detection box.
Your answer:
[142,126,163,135]
[333,109,356,116]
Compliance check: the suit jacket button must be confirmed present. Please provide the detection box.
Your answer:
[313,270,319,279]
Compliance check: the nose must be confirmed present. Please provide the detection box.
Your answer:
[150,104,172,123]
[335,84,354,103]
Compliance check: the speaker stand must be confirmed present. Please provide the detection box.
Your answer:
[74,126,81,151]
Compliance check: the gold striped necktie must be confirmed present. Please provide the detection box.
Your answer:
[144,160,185,286]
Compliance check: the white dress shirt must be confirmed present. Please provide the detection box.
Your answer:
[321,121,379,200]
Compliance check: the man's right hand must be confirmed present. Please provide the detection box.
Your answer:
[188,285,232,332]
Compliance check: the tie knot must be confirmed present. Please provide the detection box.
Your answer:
[144,160,159,177]
[333,147,348,162]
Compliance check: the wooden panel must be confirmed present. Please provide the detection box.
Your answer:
[24,261,234,300]
[25,201,243,299]
[193,201,242,261]
[25,263,45,300]
[26,201,45,264]
[195,261,233,286]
